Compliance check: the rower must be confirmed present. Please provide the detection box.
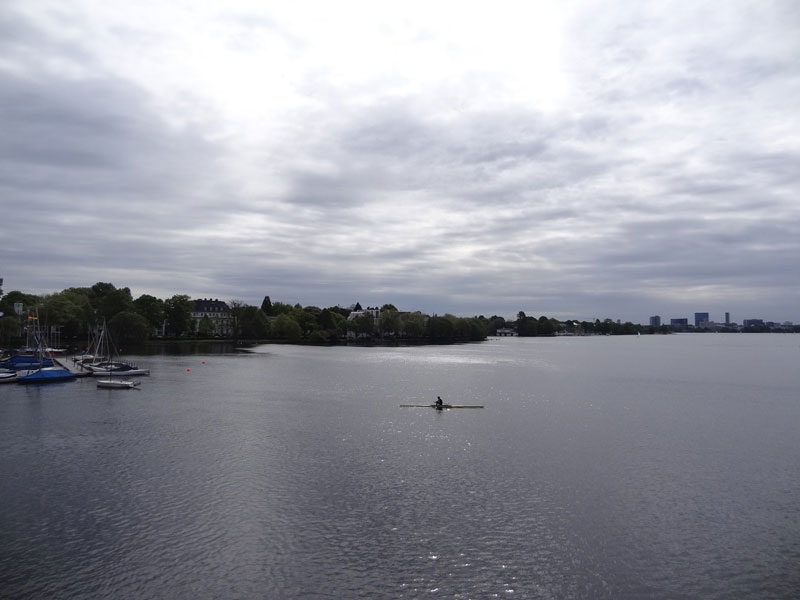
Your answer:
[436,396,443,407]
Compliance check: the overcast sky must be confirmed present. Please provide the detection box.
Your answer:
[2,1,798,323]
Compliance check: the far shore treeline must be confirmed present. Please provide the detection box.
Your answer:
[0,282,670,349]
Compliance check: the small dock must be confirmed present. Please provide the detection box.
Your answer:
[54,357,92,378]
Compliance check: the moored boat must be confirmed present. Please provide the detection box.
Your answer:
[17,365,77,384]
[0,354,55,370]
[82,322,149,377]
[9,311,77,384]
[0,369,18,384]
[87,361,150,376]
[97,378,140,389]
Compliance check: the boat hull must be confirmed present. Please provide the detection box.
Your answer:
[0,371,18,384]
[97,379,140,389]
[400,404,484,409]
[17,368,77,384]
[85,360,149,376]
[90,368,150,376]
[0,356,55,370]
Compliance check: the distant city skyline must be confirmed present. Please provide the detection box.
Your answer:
[2,2,798,323]
[656,311,795,326]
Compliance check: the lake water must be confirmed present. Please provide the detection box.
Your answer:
[1,334,798,599]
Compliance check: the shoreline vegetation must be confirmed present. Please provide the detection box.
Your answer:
[2,282,797,350]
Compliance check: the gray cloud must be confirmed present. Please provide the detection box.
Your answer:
[1,1,799,323]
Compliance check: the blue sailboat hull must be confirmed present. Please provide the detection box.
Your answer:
[0,356,55,370]
[17,368,77,384]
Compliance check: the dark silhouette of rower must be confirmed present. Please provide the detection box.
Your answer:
[435,396,444,408]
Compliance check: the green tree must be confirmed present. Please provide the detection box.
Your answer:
[488,315,506,335]
[448,314,470,340]
[0,290,39,318]
[271,313,302,342]
[239,306,270,339]
[317,309,345,341]
[39,290,93,340]
[379,309,401,336]
[349,313,375,338]
[596,318,613,335]
[229,299,245,343]
[327,305,350,319]
[108,310,151,345]
[271,301,293,316]
[517,315,538,336]
[133,294,165,332]
[427,315,455,342]
[0,315,20,346]
[90,283,133,321]
[291,306,319,337]
[198,315,215,337]
[537,315,555,336]
[164,294,194,337]
[308,330,330,344]
[401,311,427,338]
[88,282,132,321]
[89,282,117,305]
[318,308,336,329]
[467,317,489,341]
[260,296,273,315]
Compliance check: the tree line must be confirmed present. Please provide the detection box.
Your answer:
[0,283,194,347]
[0,283,490,347]
[510,312,671,336]
[0,282,677,349]
[235,298,490,345]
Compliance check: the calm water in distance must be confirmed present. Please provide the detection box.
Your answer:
[1,334,798,599]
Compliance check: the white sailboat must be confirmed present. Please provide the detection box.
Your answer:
[96,378,141,389]
[89,321,148,388]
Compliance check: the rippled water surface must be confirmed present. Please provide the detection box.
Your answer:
[1,334,799,599]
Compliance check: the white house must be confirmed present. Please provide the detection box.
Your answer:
[347,306,381,326]
[191,298,233,336]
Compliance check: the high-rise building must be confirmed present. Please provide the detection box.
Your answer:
[694,312,710,327]
[670,318,689,329]
[725,312,730,325]
[649,316,661,327]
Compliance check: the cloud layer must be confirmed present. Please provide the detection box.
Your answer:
[2,0,799,323]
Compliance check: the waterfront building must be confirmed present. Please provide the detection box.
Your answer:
[670,318,689,330]
[694,312,710,327]
[743,319,764,328]
[347,306,381,326]
[192,298,233,336]
[649,316,661,327]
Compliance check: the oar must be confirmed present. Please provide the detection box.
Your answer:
[399,404,484,408]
